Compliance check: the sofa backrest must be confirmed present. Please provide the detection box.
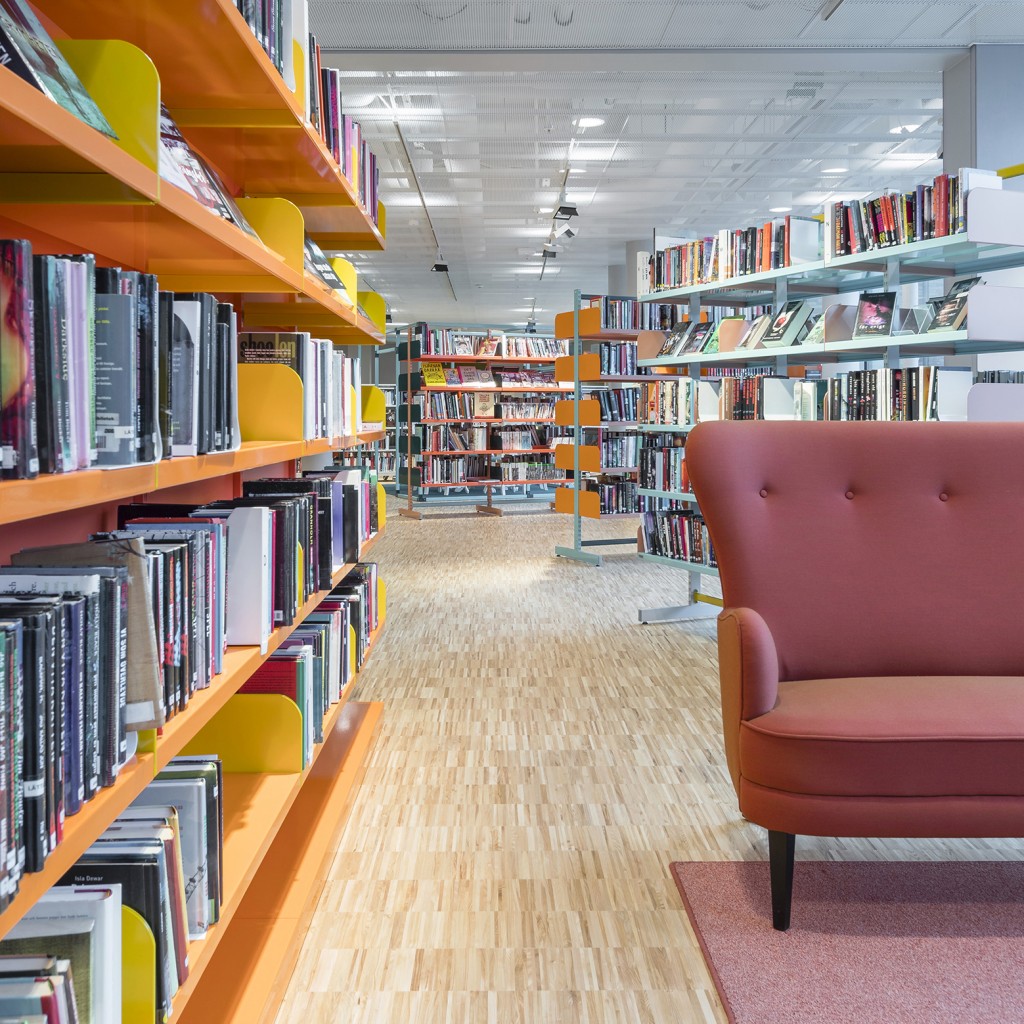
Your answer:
[686,421,1024,681]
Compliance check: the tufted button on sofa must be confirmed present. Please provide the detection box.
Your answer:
[686,420,1024,930]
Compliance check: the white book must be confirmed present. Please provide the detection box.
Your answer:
[760,378,798,420]
[787,216,823,265]
[718,228,731,282]
[224,506,273,652]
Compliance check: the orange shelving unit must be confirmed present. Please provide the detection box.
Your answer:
[0,2,393,1020]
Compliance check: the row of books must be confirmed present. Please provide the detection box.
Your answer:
[639,440,689,494]
[653,277,983,364]
[825,169,1000,258]
[642,379,696,429]
[593,387,641,423]
[423,425,557,452]
[238,331,362,441]
[641,510,716,567]
[580,481,660,516]
[308,46,380,222]
[599,436,642,469]
[0,465,380,906]
[595,342,642,377]
[0,753,222,1024]
[585,297,686,332]
[0,554,381,1023]
[0,242,242,478]
[638,170,1000,294]
[641,215,821,292]
[418,365,558,389]
[423,392,495,420]
[495,461,561,483]
[414,329,569,359]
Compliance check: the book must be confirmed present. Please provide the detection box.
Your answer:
[761,301,813,348]
[852,291,897,339]
[473,393,496,419]
[419,362,447,387]
[0,0,117,138]
[927,277,980,334]
[0,239,39,479]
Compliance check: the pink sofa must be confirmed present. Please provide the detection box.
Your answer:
[686,420,1024,930]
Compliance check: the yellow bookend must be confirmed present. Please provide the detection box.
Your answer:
[236,197,305,276]
[122,906,157,1024]
[348,624,357,682]
[182,695,304,773]
[237,363,305,442]
[377,483,387,532]
[361,385,386,427]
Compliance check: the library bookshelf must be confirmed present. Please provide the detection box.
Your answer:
[0,2,393,1021]
[633,180,1024,622]
[397,323,573,517]
[551,295,672,566]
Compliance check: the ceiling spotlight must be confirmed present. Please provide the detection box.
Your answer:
[542,244,558,259]
[574,116,605,128]
[430,247,448,273]
[555,201,578,220]
[385,310,393,323]
[555,223,577,240]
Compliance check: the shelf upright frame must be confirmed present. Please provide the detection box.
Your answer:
[399,324,422,519]
[555,290,603,565]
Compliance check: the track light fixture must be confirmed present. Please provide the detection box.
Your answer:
[430,247,449,273]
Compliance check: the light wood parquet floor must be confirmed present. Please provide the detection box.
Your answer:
[276,506,1021,1024]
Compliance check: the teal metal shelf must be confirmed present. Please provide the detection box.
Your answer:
[638,487,699,503]
[639,423,696,434]
[638,552,719,575]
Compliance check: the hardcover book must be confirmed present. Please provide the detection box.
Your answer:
[0,238,39,479]
[761,301,813,348]
[927,277,979,334]
[852,291,897,339]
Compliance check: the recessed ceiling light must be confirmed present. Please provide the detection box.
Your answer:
[574,116,605,128]
[569,167,585,173]
[822,166,848,174]
[769,206,792,213]
[539,207,553,213]
[890,123,922,134]
[523,296,535,300]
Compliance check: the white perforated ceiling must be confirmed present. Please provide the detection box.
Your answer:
[312,2,1024,326]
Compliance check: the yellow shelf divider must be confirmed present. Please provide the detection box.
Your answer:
[361,384,386,427]
[235,198,306,277]
[122,906,157,1024]
[2,39,159,204]
[329,257,358,301]
[357,290,387,333]
[377,483,387,532]
[377,578,387,627]
[182,694,304,773]
[348,624,357,683]
[237,364,305,442]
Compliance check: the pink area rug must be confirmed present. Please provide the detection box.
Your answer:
[671,860,1024,1024]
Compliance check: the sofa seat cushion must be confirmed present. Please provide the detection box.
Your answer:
[740,676,1024,798]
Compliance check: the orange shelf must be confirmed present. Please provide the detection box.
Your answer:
[0,63,156,200]
[423,449,554,456]
[174,701,383,1024]
[555,307,643,342]
[0,753,155,938]
[43,0,383,246]
[421,386,570,394]
[164,617,387,1020]
[0,440,332,527]
[357,430,387,444]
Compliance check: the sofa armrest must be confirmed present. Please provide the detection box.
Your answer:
[717,608,780,794]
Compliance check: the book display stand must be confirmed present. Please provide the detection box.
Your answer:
[0,2,392,1020]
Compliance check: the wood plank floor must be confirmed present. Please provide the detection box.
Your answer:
[276,506,1019,1024]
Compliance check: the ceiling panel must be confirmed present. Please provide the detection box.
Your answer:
[307,2,1022,326]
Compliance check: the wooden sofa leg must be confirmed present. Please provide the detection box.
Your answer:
[768,830,795,931]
